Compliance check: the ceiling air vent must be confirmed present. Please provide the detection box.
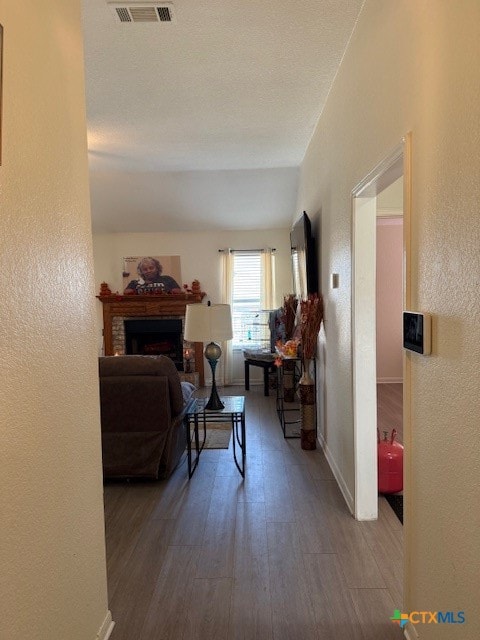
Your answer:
[108,2,175,23]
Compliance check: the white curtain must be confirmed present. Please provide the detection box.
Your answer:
[261,248,276,310]
[220,249,234,385]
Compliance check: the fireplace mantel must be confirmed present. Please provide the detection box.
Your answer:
[97,293,206,385]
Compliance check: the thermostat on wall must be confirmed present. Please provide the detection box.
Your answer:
[403,311,432,355]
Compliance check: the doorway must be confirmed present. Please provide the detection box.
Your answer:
[351,136,411,520]
[376,186,404,449]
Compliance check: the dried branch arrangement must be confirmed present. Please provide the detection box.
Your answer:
[282,294,298,340]
[300,294,324,360]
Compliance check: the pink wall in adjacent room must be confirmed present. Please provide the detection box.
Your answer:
[376,218,403,381]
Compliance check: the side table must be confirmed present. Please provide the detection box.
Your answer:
[185,396,246,478]
[244,357,276,396]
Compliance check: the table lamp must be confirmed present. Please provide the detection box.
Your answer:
[184,302,233,410]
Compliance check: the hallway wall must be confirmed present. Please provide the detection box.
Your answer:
[0,3,110,639]
[296,1,480,637]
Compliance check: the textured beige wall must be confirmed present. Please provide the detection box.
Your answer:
[92,228,293,340]
[0,3,109,639]
[297,1,480,636]
[92,229,292,298]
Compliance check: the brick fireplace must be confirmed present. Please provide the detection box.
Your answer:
[126,317,183,362]
[97,293,205,385]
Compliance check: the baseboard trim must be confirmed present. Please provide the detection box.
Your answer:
[377,377,403,384]
[96,611,115,640]
[403,621,419,639]
[317,433,355,515]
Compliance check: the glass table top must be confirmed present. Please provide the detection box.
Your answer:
[190,395,245,416]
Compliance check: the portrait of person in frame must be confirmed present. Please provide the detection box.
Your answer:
[123,256,182,294]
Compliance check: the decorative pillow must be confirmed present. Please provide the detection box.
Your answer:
[181,381,196,405]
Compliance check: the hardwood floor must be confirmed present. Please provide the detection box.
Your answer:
[377,383,403,443]
[104,385,403,640]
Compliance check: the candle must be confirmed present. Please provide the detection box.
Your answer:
[184,348,192,372]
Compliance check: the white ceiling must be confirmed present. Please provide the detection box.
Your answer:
[82,0,365,232]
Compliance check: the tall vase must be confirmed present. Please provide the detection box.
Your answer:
[299,357,316,450]
[282,358,296,402]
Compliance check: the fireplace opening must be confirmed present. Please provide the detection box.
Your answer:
[124,318,184,370]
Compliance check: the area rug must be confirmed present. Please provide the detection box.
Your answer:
[385,494,403,525]
[190,423,232,449]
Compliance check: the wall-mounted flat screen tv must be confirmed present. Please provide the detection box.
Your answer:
[290,212,318,299]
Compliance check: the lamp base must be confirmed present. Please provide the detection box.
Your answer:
[205,343,224,410]
[205,384,224,410]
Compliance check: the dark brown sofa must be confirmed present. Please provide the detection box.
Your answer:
[99,355,195,479]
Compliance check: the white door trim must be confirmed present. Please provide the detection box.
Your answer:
[351,135,411,520]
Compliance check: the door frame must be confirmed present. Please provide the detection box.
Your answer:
[351,134,411,520]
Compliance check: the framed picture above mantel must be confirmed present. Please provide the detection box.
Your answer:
[123,255,182,294]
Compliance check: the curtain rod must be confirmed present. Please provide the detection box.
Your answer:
[218,248,276,253]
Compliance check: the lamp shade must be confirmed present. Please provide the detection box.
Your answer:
[184,303,233,343]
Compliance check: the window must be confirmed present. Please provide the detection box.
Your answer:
[231,251,269,348]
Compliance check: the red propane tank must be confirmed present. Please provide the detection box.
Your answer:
[377,429,403,494]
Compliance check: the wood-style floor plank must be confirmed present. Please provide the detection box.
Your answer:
[229,502,273,639]
[267,522,319,640]
[108,518,177,640]
[377,383,403,443]
[105,482,161,601]
[168,461,217,546]
[378,494,403,532]
[302,553,364,640]
[106,384,403,640]
[286,464,337,554]
[329,508,387,589]
[349,587,404,639]
[359,509,404,605]
[183,577,233,640]
[139,545,200,640]
[195,475,240,579]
